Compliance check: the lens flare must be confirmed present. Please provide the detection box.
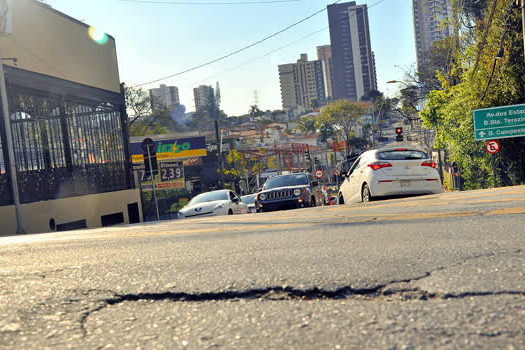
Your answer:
[88,27,108,45]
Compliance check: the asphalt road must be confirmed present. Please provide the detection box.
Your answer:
[1,185,525,349]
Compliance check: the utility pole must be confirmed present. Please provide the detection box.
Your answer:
[0,2,25,233]
[214,120,224,189]
[521,0,525,63]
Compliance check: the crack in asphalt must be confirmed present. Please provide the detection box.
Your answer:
[77,249,525,337]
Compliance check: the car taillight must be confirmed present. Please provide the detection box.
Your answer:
[368,162,392,170]
[421,161,436,168]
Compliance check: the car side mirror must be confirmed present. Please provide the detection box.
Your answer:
[232,197,239,203]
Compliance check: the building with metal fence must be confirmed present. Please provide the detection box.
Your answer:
[0,0,141,234]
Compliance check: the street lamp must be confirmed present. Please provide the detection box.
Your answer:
[386,80,411,88]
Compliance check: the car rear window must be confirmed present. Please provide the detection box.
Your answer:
[376,150,429,160]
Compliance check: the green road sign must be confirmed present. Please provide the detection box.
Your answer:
[473,103,525,140]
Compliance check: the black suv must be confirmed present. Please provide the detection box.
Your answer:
[255,173,323,212]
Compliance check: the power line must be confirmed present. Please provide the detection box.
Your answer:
[118,0,300,4]
[140,0,387,109]
[176,0,387,93]
[131,0,345,87]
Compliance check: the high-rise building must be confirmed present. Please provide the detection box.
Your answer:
[149,84,180,110]
[413,0,450,71]
[316,45,333,99]
[327,1,377,101]
[278,54,326,110]
[193,85,215,114]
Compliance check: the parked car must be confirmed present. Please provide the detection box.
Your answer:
[338,147,442,204]
[241,194,257,213]
[179,190,247,218]
[255,172,323,212]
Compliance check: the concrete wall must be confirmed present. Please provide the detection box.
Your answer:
[0,0,120,93]
[0,189,142,236]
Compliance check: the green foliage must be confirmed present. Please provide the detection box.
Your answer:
[316,100,370,155]
[360,89,383,102]
[420,1,525,188]
[224,149,265,179]
[296,116,317,134]
[125,86,176,136]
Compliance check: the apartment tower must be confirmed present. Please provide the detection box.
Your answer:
[193,85,215,114]
[278,54,326,110]
[316,45,333,99]
[327,1,377,101]
[413,0,450,71]
[149,84,180,110]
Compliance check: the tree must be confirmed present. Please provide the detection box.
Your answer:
[249,105,263,119]
[360,89,383,102]
[317,100,370,156]
[124,86,175,136]
[296,116,316,134]
[224,149,265,192]
[419,0,525,189]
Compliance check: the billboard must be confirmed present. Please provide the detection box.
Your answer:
[130,137,207,163]
[134,161,185,191]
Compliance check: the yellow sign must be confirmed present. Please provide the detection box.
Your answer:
[132,149,207,163]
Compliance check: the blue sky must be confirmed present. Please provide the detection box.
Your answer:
[46,0,416,116]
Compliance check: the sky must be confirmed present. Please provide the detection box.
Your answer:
[45,0,416,116]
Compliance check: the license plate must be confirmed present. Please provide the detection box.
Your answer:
[400,180,410,188]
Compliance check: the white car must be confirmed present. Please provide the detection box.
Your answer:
[338,147,442,204]
[241,194,257,213]
[179,190,248,218]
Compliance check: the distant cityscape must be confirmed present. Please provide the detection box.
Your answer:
[149,0,449,119]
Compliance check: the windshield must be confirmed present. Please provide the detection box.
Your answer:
[376,150,429,160]
[241,194,255,204]
[188,191,228,205]
[263,174,308,190]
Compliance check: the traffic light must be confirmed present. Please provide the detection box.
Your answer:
[304,151,311,161]
[395,127,403,141]
[144,153,159,177]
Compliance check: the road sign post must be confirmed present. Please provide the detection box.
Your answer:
[141,138,160,221]
[473,103,525,140]
[485,140,500,188]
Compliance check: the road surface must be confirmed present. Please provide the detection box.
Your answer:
[1,185,525,349]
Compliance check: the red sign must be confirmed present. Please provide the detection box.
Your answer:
[485,140,500,154]
[314,169,324,179]
[333,169,340,176]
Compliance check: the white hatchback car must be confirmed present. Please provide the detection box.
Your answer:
[179,190,247,218]
[338,147,442,204]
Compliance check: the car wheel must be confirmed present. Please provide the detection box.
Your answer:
[310,196,316,207]
[338,194,345,205]
[362,184,372,203]
[228,209,233,215]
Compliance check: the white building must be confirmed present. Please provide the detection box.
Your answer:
[149,84,180,110]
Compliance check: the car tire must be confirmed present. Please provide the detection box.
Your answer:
[338,194,345,205]
[362,184,372,203]
[228,209,233,215]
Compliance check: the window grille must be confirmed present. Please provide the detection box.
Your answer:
[4,89,132,204]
